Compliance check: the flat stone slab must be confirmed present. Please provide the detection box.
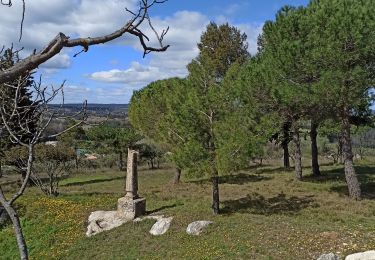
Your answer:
[186,221,213,235]
[345,251,375,260]
[86,211,131,237]
[149,217,173,236]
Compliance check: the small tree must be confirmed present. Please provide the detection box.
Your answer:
[58,119,87,169]
[87,125,141,170]
[169,23,250,214]
[129,77,187,183]
[34,143,76,196]
[138,142,164,169]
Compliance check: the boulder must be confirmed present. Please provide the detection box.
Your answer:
[186,221,213,235]
[345,251,375,260]
[149,217,173,236]
[317,253,341,260]
[86,211,131,237]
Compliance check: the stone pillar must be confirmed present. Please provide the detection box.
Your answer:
[117,149,146,219]
[125,149,139,199]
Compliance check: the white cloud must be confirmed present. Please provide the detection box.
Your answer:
[237,23,264,55]
[224,3,241,16]
[41,53,71,69]
[56,84,139,104]
[64,85,91,94]
[0,0,136,67]
[0,2,264,103]
[88,10,263,89]
[88,61,170,84]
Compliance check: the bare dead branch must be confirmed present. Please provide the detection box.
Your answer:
[0,0,170,84]
[19,0,26,42]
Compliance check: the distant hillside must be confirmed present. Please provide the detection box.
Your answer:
[50,103,129,118]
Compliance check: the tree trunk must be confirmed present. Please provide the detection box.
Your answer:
[212,172,220,215]
[174,168,181,184]
[281,121,291,168]
[282,143,290,168]
[75,155,79,170]
[310,121,321,176]
[74,146,78,169]
[293,124,303,180]
[119,151,124,171]
[341,116,361,200]
[5,204,28,259]
[338,138,343,164]
[49,175,53,196]
[0,193,28,260]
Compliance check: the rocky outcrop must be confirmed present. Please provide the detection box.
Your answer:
[186,221,213,235]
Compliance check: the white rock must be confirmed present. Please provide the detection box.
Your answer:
[345,251,375,260]
[317,253,341,260]
[186,221,213,235]
[86,211,130,237]
[149,217,173,236]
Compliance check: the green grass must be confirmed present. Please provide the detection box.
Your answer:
[1,162,375,259]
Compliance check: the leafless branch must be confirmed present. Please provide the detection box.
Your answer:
[19,0,25,42]
[0,0,170,84]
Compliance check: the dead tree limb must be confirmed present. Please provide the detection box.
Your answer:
[0,0,170,84]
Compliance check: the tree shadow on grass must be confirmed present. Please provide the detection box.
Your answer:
[330,182,375,200]
[146,203,183,215]
[254,166,293,175]
[61,176,124,187]
[189,173,272,185]
[302,165,375,184]
[221,193,318,215]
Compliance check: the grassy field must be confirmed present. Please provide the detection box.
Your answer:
[1,160,375,259]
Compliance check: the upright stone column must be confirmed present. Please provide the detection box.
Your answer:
[125,149,139,199]
[117,149,146,219]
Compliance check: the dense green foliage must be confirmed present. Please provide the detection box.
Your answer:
[130,23,263,214]
[129,1,375,204]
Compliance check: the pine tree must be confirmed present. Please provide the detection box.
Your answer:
[260,6,312,180]
[177,23,250,214]
[304,0,375,199]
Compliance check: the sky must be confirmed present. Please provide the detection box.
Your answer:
[0,0,309,104]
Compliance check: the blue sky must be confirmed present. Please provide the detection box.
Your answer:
[0,0,309,104]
